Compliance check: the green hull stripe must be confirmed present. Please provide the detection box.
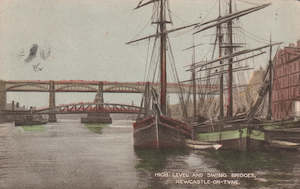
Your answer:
[250,130,264,141]
[197,128,265,142]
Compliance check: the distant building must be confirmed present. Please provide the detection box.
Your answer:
[272,40,300,120]
[6,101,26,111]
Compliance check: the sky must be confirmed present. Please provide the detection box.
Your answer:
[0,0,300,107]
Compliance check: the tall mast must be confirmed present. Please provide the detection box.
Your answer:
[267,35,273,120]
[160,0,167,115]
[218,0,224,119]
[227,0,234,118]
[192,36,197,119]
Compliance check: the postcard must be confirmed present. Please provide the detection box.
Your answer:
[0,0,300,188]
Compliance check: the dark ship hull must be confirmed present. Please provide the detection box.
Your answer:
[263,124,300,150]
[14,115,47,126]
[133,115,192,149]
[15,120,47,126]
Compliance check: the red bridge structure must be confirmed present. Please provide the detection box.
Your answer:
[0,80,218,122]
[3,102,145,115]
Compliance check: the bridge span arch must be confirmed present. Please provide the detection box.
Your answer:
[36,102,145,115]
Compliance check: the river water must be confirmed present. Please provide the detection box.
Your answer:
[0,119,300,189]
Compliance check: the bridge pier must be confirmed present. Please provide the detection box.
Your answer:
[48,81,57,122]
[0,81,7,122]
[81,82,112,124]
[0,81,6,111]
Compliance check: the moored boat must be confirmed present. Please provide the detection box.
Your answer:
[185,139,222,150]
[134,115,192,149]
[127,0,196,149]
[268,140,300,150]
[180,0,283,150]
[14,115,47,126]
[263,127,300,149]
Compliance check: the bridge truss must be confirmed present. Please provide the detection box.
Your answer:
[3,102,145,115]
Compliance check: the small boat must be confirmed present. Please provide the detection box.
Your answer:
[269,140,300,150]
[14,115,47,126]
[264,127,300,148]
[185,139,222,150]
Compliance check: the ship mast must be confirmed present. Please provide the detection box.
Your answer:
[218,0,224,119]
[128,0,193,116]
[267,35,273,120]
[192,37,197,120]
[227,0,234,119]
[160,0,167,115]
[180,2,282,121]
[128,1,272,118]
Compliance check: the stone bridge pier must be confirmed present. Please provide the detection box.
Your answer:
[0,80,6,110]
[0,80,7,122]
[48,81,57,122]
[81,82,112,124]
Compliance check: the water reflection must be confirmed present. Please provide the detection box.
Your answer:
[134,148,189,189]
[134,147,300,189]
[134,148,188,171]
[205,150,292,172]
[84,123,108,134]
[196,150,300,188]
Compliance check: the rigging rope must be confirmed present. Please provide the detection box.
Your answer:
[238,27,270,44]
[143,38,151,82]
[237,0,261,6]
[167,36,188,119]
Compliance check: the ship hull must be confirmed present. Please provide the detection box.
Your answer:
[15,120,47,126]
[195,128,266,150]
[14,115,48,126]
[194,120,266,150]
[263,127,300,150]
[133,115,191,149]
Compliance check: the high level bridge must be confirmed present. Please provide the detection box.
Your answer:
[0,80,218,122]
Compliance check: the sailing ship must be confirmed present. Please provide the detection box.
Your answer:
[127,0,194,149]
[181,0,285,150]
[127,0,297,150]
